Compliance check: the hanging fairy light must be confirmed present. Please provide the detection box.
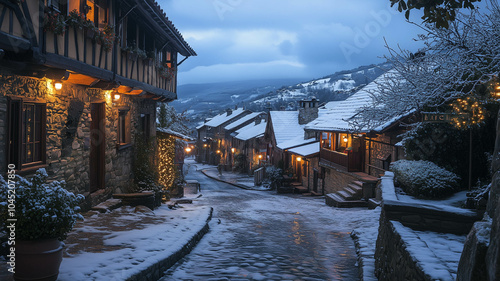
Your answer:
[157,134,177,189]
[450,96,486,129]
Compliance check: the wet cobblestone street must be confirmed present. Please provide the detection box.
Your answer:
[161,165,360,281]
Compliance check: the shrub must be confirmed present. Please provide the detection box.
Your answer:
[0,169,84,241]
[390,160,460,199]
[265,166,283,189]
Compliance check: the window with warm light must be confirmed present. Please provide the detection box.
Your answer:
[82,0,108,28]
[118,108,131,148]
[8,98,46,170]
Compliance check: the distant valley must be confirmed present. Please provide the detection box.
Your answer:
[171,63,391,132]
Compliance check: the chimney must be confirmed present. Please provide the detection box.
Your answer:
[226,108,232,116]
[298,97,319,125]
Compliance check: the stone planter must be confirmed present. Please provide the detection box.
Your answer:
[14,239,64,281]
[113,191,156,210]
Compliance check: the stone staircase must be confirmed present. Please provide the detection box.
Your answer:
[326,181,368,208]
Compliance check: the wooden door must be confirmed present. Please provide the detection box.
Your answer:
[313,169,319,193]
[90,102,105,193]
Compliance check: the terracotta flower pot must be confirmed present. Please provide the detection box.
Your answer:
[14,239,63,281]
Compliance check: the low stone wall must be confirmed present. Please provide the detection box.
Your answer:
[383,200,482,235]
[375,172,483,280]
[127,207,213,281]
[375,209,434,281]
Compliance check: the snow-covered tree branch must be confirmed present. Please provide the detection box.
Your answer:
[351,1,500,132]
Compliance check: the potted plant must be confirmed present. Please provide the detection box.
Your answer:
[146,50,155,66]
[43,11,66,36]
[0,169,84,281]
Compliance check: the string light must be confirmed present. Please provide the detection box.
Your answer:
[158,135,176,190]
[450,96,486,129]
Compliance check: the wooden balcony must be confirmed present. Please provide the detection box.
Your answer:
[320,148,363,172]
[0,1,195,102]
[43,26,176,99]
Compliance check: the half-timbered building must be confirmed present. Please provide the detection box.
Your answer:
[0,0,195,207]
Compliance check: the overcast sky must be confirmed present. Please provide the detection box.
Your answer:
[159,0,427,85]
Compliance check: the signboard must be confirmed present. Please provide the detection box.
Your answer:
[422,112,469,123]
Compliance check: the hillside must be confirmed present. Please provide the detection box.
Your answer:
[171,63,390,131]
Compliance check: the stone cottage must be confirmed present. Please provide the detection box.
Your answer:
[0,0,195,207]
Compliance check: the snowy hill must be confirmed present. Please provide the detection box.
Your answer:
[171,63,390,131]
[247,63,389,111]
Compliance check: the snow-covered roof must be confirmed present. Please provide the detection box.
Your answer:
[234,121,267,141]
[204,108,248,128]
[225,112,263,131]
[288,142,320,157]
[306,69,403,133]
[157,128,194,141]
[269,111,317,150]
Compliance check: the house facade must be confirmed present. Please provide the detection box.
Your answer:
[305,71,408,195]
[196,107,251,166]
[231,116,267,174]
[0,0,195,207]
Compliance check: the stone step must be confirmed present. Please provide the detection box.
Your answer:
[337,190,357,200]
[352,181,364,188]
[294,186,308,193]
[344,187,358,197]
[91,198,122,213]
[325,193,368,208]
[348,183,363,195]
[310,191,322,196]
[368,198,381,209]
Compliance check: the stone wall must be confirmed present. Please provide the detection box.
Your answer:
[375,209,434,281]
[0,74,156,207]
[321,164,358,194]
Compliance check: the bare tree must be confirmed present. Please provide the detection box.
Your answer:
[351,1,500,132]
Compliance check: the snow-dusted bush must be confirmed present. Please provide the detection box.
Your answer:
[265,166,283,189]
[0,169,84,241]
[390,160,460,199]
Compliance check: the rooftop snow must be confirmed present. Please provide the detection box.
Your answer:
[305,69,401,133]
[288,142,320,157]
[157,128,194,141]
[204,108,248,128]
[270,111,317,150]
[225,112,263,131]
[234,121,267,141]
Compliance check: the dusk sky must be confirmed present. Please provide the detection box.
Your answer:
[159,0,428,85]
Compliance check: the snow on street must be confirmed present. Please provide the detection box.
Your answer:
[161,163,380,280]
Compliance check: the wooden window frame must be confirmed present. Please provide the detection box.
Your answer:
[7,97,47,173]
[117,107,131,149]
[81,0,109,28]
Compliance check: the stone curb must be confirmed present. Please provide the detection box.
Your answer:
[201,169,253,190]
[125,207,214,281]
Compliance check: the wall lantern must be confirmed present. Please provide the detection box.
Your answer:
[203,144,208,148]
[216,150,221,154]
[54,81,63,91]
[296,157,302,162]
[113,93,121,102]
[258,155,263,159]
[343,136,348,143]
[185,147,192,153]
[231,148,235,153]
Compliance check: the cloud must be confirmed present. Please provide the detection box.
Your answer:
[178,60,307,84]
[160,0,426,85]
